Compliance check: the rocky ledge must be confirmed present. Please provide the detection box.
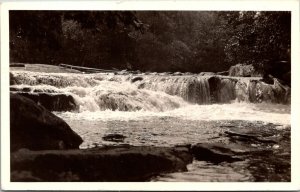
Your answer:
[10,86,78,112]
[11,146,192,182]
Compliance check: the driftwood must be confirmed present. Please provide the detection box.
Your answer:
[59,63,140,74]
[59,64,116,73]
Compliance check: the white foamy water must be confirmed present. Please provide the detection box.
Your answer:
[12,71,291,125]
[11,71,291,109]
[11,70,291,182]
[56,102,290,126]
[11,80,188,112]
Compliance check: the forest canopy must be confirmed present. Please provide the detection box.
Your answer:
[9,11,291,74]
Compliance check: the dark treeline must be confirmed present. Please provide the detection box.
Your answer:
[10,11,290,74]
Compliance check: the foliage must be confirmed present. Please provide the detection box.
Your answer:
[10,11,62,64]
[9,11,291,77]
[220,11,291,74]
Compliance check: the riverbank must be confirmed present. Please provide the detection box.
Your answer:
[10,63,81,73]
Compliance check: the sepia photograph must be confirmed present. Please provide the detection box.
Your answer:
[1,0,300,191]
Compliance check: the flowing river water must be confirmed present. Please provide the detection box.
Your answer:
[10,70,291,181]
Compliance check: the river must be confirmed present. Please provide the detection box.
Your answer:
[10,70,291,181]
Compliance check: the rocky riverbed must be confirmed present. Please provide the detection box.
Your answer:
[10,93,290,182]
[9,65,291,182]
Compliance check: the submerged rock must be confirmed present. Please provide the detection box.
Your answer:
[224,130,277,144]
[102,134,126,142]
[131,76,143,83]
[10,93,83,151]
[11,145,193,182]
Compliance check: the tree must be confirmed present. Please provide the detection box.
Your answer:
[10,11,143,68]
[221,11,291,76]
[10,11,290,77]
[10,11,62,64]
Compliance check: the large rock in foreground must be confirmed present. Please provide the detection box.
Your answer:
[11,146,193,181]
[10,93,83,151]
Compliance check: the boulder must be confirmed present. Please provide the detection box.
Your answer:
[11,145,193,181]
[13,92,78,112]
[10,93,83,151]
[191,143,242,163]
[261,74,275,84]
[10,72,17,85]
[272,78,291,104]
[229,64,262,77]
[235,77,290,104]
[254,78,290,104]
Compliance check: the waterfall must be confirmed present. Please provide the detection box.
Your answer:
[10,72,188,112]
[139,76,211,104]
[216,78,237,103]
[10,71,290,112]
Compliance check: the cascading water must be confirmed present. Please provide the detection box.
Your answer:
[138,75,211,104]
[11,71,189,112]
[10,70,291,126]
[11,71,290,112]
[10,70,291,182]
